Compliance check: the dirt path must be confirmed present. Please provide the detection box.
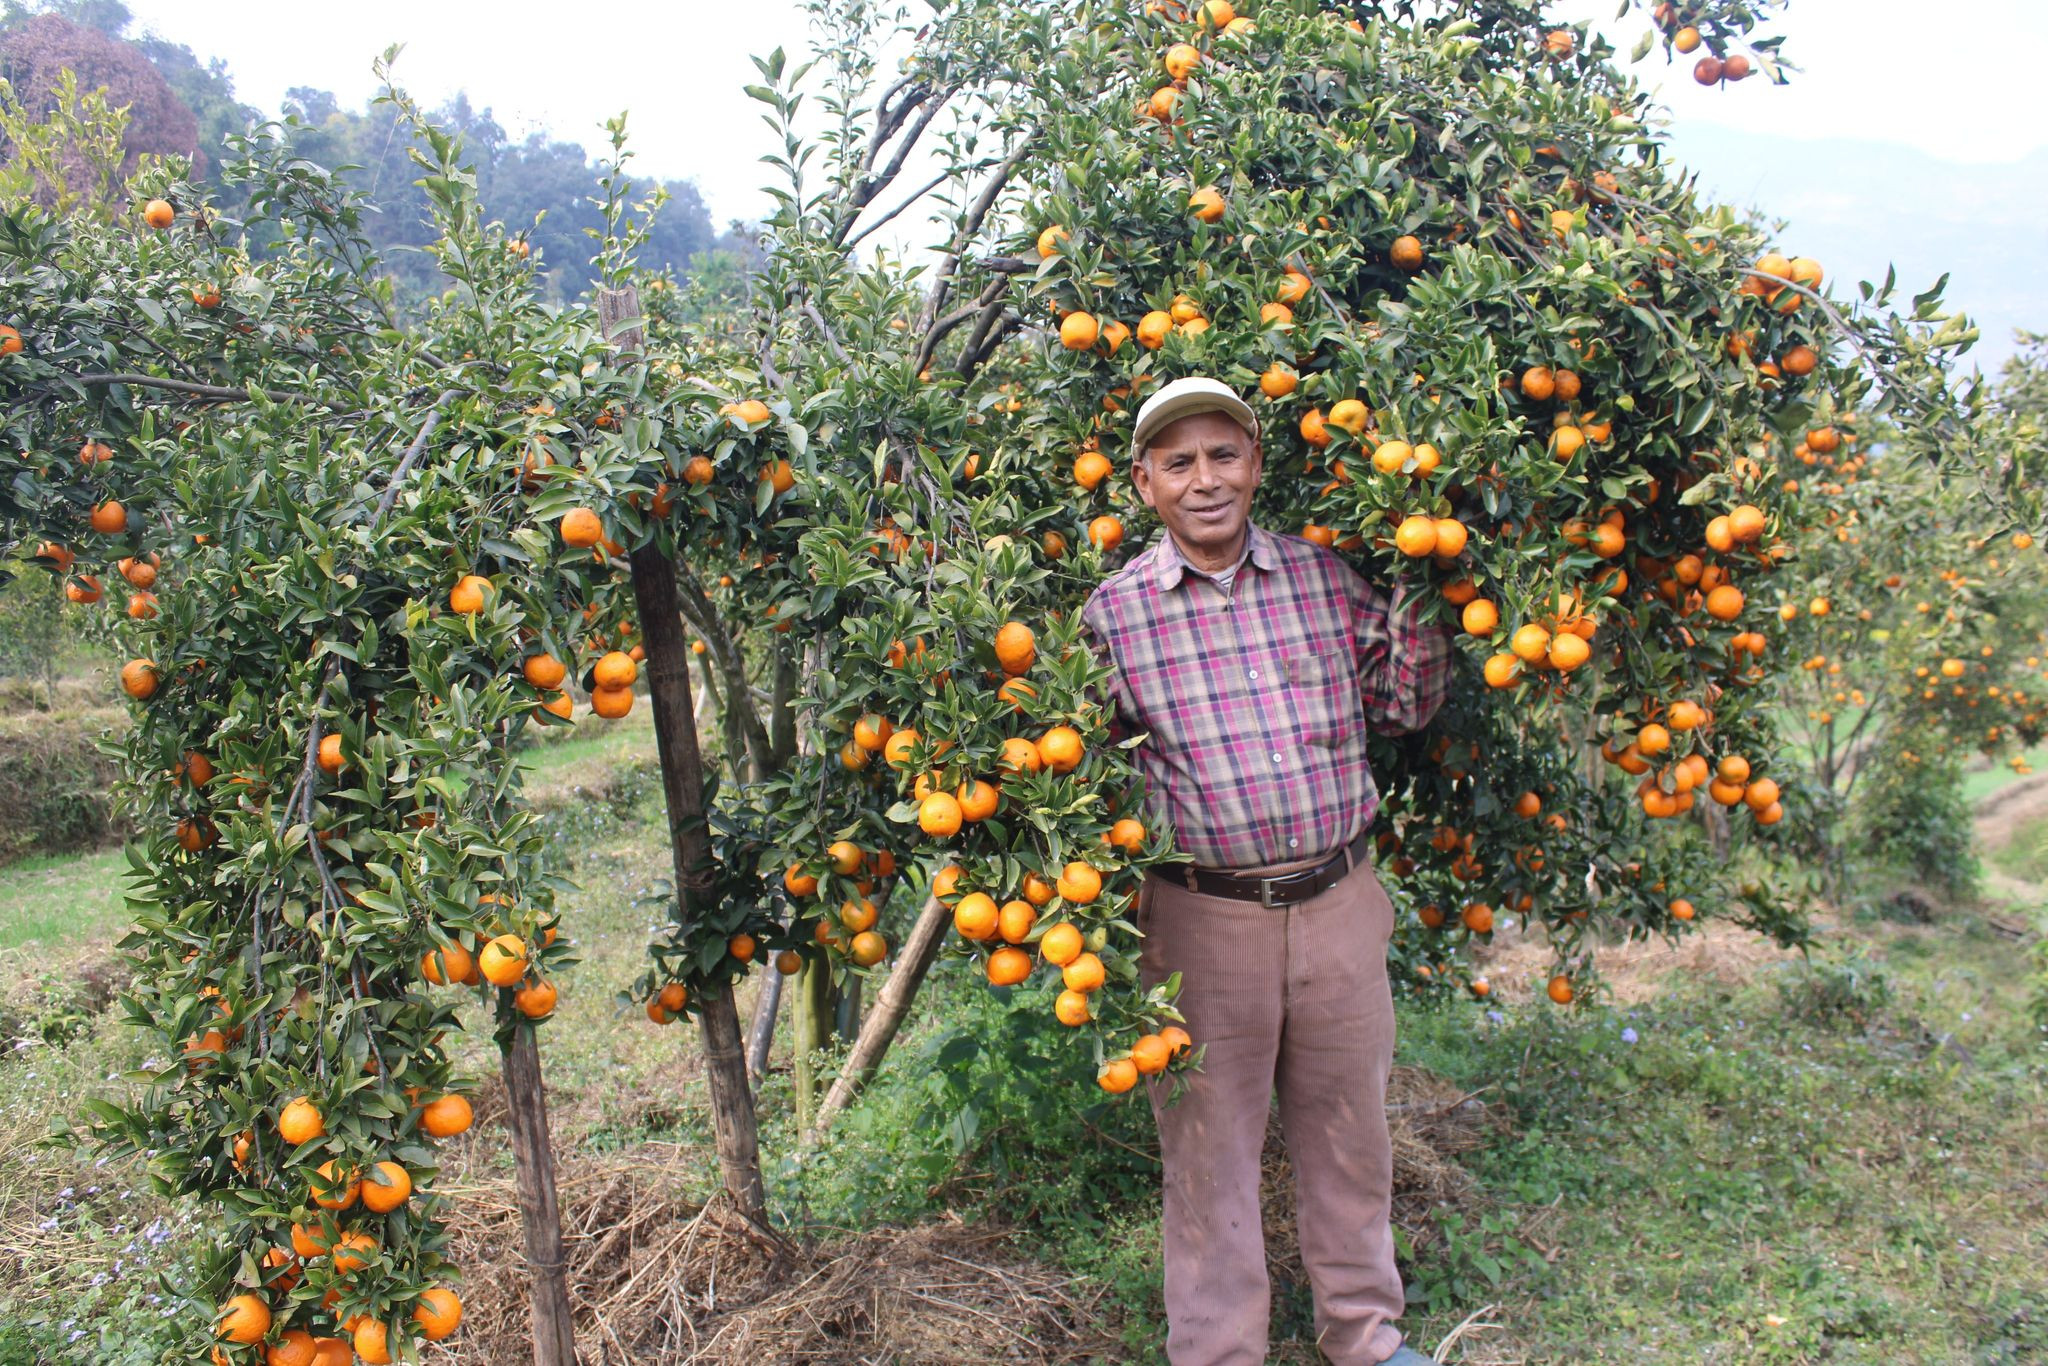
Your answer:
[1976,772,2048,917]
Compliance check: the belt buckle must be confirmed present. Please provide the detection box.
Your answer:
[1260,877,1278,909]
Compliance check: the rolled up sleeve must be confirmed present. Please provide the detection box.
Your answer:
[1354,578,1453,736]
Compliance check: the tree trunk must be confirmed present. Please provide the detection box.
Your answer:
[811,893,950,1136]
[836,975,864,1042]
[746,967,783,1086]
[501,1028,579,1366]
[604,285,767,1223]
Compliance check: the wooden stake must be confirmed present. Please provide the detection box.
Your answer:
[811,893,950,1135]
[501,1027,578,1365]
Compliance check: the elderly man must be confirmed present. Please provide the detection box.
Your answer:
[1081,376,1452,1366]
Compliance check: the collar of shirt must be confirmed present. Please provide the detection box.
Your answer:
[1152,523,1280,593]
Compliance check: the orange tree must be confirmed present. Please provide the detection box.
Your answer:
[678,0,1984,1062]
[1757,420,2044,899]
[0,83,707,1360]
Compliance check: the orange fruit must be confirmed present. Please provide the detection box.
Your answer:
[559,507,602,547]
[784,863,819,896]
[1073,450,1114,491]
[514,978,557,1018]
[316,732,345,775]
[1088,515,1124,551]
[523,653,567,689]
[1056,861,1103,904]
[278,1097,324,1146]
[361,1161,412,1213]
[850,930,888,966]
[658,983,689,1013]
[216,1294,271,1345]
[1106,817,1145,852]
[1131,1034,1172,1074]
[1137,310,1173,348]
[1037,726,1084,773]
[854,713,893,752]
[1393,515,1438,558]
[591,685,634,719]
[1060,311,1101,350]
[1160,1025,1193,1057]
[1547,632,1590,671]
[1510,624,1551,664]
[120,658,159,700]
[1187,185,1226,223]
[1433,517,1469,558]
[1547,975,1574,1005]
[1021,872,1056,906]
[268,1328,318,1366]
[1514,791,1542,818]
[1461,599,1499,636]
[1744,777,1780,811]
[1669,898,1696,921]
[1062,952,1106,993]
[999,737,1043,775]
[828,840,864,875]
[1098,1058,1139,1094]
[414,1288,464,1342]
[311,1159,359,1210]
[352,1319,393,1365]
[1039,922,1085,966]
[1483,652,1521,689]
[142,198,175,229]
[1260,363,1299,398]
[89,499,127,533]
[420,1093,473,1137]
[987,946,1033,986]
[998,899,1037,944]
[918,792,964,837]
[421,940,474,986]
[1054,989,1092,1026]
[478,935,528,987]
[957,779,1000,822]
[449,574,492,614]
[1390,234,1424,270]
[994,621,1036,675]
[1704,584,1745,620]
[839,898,878,932]
[1520,366,1555,400]
[593,650,637,688]
[1461,902,1494,934]
[954,892,1000,941]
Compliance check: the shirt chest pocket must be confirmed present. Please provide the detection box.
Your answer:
[1283,641,1359,750]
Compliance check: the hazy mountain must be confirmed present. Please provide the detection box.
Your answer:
[1664,123,2047,375]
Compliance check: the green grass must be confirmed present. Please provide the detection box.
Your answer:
[0,849,130,958]
[1989,812,2048,886]
[1388,915,2048,1364]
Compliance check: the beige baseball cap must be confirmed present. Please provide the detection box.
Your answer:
[1130,375,1261,457]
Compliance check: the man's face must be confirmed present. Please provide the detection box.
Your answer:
[1132,410,1263,562]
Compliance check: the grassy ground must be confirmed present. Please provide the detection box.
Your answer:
[2,720,2045,1363]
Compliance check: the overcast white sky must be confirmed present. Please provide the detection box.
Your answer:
[119,0,2048,220]
[117,0,2048,360]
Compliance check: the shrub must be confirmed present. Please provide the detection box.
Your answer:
[0,706,127,864]
[1854,728,1977,900]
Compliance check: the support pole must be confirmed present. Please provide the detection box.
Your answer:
[501,1027,578,1365]
[810,894,950,1135]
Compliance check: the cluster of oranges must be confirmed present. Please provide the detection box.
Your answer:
[208,1091,471,1362]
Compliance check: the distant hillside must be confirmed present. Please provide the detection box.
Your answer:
[1665,123,2047,374]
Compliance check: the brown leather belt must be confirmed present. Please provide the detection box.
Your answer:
[1176,830,1372,907]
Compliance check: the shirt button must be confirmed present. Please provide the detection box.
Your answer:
[1248,669,1258,680]
[1288,838,1299,849]
[1271,753,1282,765]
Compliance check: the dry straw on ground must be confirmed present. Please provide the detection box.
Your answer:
[427,1062,1500,1364]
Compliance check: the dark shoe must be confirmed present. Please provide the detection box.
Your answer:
[1380,1348,1435,1366]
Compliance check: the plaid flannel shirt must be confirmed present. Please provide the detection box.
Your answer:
[1081,524,1453,871]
